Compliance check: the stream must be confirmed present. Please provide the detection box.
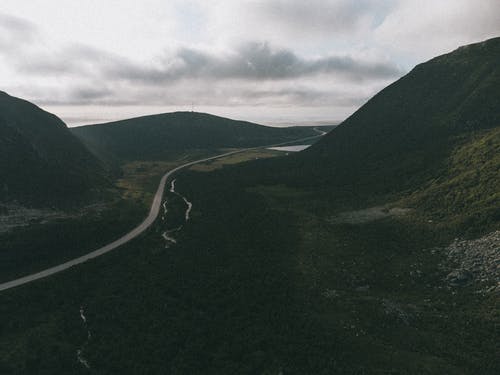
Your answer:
[77,306,91,369]
[161,179,193,247]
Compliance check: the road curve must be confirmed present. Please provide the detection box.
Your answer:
[0,133,325,292]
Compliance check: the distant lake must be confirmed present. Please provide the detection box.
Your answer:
[267,144,310,152]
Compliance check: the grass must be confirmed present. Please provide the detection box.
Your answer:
[116,160,183,207]
[3,38,498,373]
[247,182,498,374]
[0,199,145,283]
[189,149,284,172]
[0,140,497,374]
[0,149,221,283]
[70,111,321,162]
[402,127,500,236]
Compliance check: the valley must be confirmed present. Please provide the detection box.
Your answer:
[0,132,324,289]
[0,36,498,375]
[1,147,497,374]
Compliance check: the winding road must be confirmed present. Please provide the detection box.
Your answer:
[0,130,326,292]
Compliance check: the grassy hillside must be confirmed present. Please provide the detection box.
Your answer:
[402,127,500,235]
[0,38,498,375]
[71,112,322,161]
[0,91,108,206]
[302,37,499,194]
[1,148,497,374]
[228,37,500,234]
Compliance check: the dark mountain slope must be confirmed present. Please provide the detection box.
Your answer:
[300,37,499,193]
[207,37,499,233]
[0,91,107,206]
[71,112,321,161]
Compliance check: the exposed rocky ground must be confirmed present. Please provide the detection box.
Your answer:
[0,202,109,234]
[444,231,499,293]
[329,206,411,224]
[0,203,63,234]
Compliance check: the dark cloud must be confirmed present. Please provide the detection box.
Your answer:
[10,39,403,85]
[16,56,80,75]
[35,81,370,109]
[36,90,135,106]
[0,13,37,50]
[240,88,369,107]
[70,87,113,101]
[0,12,401,91]
[36,97,138,106]
[7,39,401,110]
[109,42,404,83]
[15,44,124,76]
[0,11,402,116]
[0,13,37,35]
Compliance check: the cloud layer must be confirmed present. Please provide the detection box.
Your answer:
[0,0,499,125]
[107,43,402,83]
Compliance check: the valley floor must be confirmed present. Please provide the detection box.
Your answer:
[0,148,498,374]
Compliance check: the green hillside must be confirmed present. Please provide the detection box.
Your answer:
[0,92,108,206]
[403,126,500,234]
[304,37,499,192]
[234,37,500,233]
[0,38,499,375]
[71,112,322,161]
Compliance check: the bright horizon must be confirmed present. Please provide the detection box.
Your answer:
[1,1,499,127]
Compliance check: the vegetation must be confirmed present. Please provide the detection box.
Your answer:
[0,199,144,282]
[403,127,500,236]
[218,37,500,235]
[0,91,108,206]
[71,111,322,162]
[1,158,498,374]
[0,150,218,282]
[0,38,498,374]
[188,148,284,172]
[245,38,499,199]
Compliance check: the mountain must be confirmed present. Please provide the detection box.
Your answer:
[304,37,499,188]
[202,37,500,235]
[0,91,107,206]
[71,112,323,161]
[1,39,499,375]
[246,37,499,232]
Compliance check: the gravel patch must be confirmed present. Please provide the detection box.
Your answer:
[329,206,411,224]
[445,231,499,293]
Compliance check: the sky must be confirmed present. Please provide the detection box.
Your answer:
[0,1,499,127]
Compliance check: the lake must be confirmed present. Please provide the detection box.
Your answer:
[267,144,310,152]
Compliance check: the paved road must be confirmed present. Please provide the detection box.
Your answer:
[0,132,325,292]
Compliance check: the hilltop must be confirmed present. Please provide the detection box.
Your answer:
[71,112,323,162]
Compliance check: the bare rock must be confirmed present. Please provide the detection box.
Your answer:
[444,231,500,292]
[446,269,473,286]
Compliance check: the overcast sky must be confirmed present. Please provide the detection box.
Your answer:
[1,1,499,126]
